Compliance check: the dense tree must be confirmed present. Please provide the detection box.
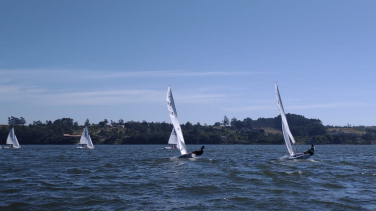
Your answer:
[8,116,26,125]
[223,115,229,127]
[243,117,252,129]
[213,122,221,126]
[32,120,44,126]
[85,119,90,127]
[98,119,109,127]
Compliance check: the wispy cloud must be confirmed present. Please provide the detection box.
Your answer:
[0,85,48,102]
[0,85,227,106]
[80,70,267,79]
[290,102,367,109]
[223,101,368,112]
[177,93,226,103]
[0,86,166,105]
[0,69,267,81]
[223,105,276,112]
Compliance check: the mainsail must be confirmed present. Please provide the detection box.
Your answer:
[6,127,21,148]
[275,83,297,156]
[79,126,94,149]
[167,86,188,155]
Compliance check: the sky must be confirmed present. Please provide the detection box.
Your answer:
[1,0,376,126]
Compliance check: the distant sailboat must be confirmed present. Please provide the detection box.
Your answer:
[164,129,178,149]
[3,127,21,149]
[77,126,94,149]
[166,86,194,158]
[275,83,310,159]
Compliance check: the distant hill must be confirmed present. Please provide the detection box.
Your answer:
[1,115,375,145]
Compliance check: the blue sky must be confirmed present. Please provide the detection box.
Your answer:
[1,0,376,126]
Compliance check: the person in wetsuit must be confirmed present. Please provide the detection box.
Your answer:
[192,146,205,156]
[304,144,315,155]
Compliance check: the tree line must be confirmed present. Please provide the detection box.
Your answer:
[1,114,375,145]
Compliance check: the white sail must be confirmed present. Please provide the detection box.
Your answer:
[167,86,188,155]
[6,127,21,148]
[78,126,94,149]
[168,128,178,145]
[275,83,297,156]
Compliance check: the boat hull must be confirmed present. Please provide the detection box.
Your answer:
[289,153,311,160]
[164,147,178,149]
[77,146,94,149]
[178,153,196,158]
[2,146,20,149]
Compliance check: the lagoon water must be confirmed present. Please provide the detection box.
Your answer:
[0,145,375,210]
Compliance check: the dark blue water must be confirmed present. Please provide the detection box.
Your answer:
[0,145,375,210]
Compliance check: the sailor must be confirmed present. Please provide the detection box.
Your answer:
[9,144,13,148]
[304,144,315,155]
[192,146,205,156]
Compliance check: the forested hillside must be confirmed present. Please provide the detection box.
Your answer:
[1,115,375,145]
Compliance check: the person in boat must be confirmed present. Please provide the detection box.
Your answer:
[9,144,13,148]
[192,146,205,156]
[171,144,176,149]
[304,144,315,155]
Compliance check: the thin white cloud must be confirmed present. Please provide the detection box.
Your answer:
[74,70,267,78]
[0,69,267,81]
[0,85,227,106]
[177,93,226,103]
[0,85,48,101]
[290,102,367,109]
[223,101,367,112]
[223,105,276,112]
[197,86,251,93]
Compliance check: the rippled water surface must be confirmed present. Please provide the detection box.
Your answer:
[1,145,376,210]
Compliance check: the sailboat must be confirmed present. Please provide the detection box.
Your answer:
[77,126,94,149]
[275,83,310,159]
[164,129,178,149]
[166,86,194,158]
[3,127,21,149]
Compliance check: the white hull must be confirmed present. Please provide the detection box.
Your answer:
[2,146,20,149]
[164,147,178,150]
[77,146,93,149]
[289,153,311,160]
[178,153,196,158]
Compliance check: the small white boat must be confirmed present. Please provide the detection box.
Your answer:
[166,86,194,158]
[289,153,311,160]
[164,129,178,149]
[3,127,21,149]
[275,83,310,160]
[77,126,94,149]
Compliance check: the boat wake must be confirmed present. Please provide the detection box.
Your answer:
[279,155,290,161]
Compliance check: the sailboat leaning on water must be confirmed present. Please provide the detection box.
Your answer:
[275,83,310,160]
[166,86,195,158]
[3,127,21,149]
[77,126,94,149]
